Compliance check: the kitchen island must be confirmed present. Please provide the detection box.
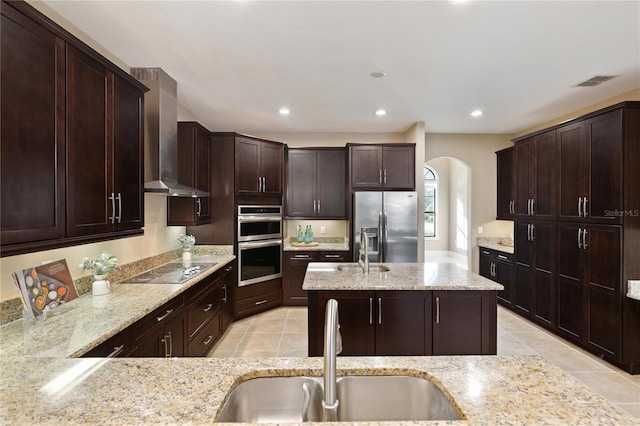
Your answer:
[303,262,503,356]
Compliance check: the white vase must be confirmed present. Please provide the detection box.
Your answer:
[182,250,192,267]
[92,273,111,296]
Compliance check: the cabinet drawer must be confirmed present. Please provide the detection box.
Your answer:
[187,285,221,340]
[82,330,130,358]
[187,311,221,357]
[132,296,185,342]
[318,251,351,262]
[494,251,513,264]
[234,290,282,318]
[287,252,318,262]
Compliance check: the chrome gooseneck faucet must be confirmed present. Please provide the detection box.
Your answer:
[322,299,343,421]
[358,227,370,274]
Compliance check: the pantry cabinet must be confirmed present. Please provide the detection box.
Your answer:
[496,147,516,219]
[286,149,347,218]
[308,290,496,356]
[1,0,147,256]
[515,130,556,220]
[348,144,415,190]
[168,122,211,226]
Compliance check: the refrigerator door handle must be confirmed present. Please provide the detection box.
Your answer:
[383,211,388,263]
[378,210,384,262]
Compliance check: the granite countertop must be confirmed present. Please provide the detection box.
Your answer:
[302,262,504,291]
[478,238,514,255]
[628,280,640,301]
[283,237,350,252]
[0,250,235,359]
[0,354,634,425]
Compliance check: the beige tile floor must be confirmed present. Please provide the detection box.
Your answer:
[209,305,640,418]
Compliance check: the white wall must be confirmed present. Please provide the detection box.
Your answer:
[449,159,469,256]
[424,133,513,273]
[424,158,450,251]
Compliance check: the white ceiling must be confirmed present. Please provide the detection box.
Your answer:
[41,0,640,134]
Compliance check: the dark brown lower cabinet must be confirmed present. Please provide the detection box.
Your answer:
[479,248,514,308]
[308,290,496,356]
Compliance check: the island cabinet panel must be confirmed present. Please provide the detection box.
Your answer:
[432,291,496,355]
[349,144,415,190]
[496,147,515,219]
[0,8,66,245]
[308,289,495,356]
[168,122,211,226]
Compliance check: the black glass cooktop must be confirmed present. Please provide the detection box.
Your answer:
[120,262,217,284]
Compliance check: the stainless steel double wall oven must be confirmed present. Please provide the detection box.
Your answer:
[237,205,283,287]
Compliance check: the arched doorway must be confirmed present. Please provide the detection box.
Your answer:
[423,157,471,270]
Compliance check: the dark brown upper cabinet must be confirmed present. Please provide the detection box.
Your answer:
[514,130,556,220]
[286,148,347,218]
[557,109,623,224]
[349,144,415,190]
[235,136,284,196]
[1,0,147,256]
[496,147,515,220]
[168,122,211,226]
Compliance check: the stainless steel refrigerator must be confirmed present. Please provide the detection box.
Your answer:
[353,191,418,262]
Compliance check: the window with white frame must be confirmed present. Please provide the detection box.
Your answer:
[424,166,437,238]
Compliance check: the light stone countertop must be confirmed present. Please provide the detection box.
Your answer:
[0,251,235,359]
[0,354,635,425]
[302,262,504,291]
[283,240,350,252]
[478,241,514,255]
[628,280,640,301]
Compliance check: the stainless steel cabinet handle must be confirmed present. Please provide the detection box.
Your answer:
[530,224,535,241]
[527,199,530,215]
[378,297,382,325]
[379,169,382,184]
[317,199,321,214]
[578,228,583,249]
[578,197,583,217]
[203,303,214,313]
[383,169,387,184]
[108,193,116,224]
[313,200,317,214]
[369,298,373,324]
[481,250,490,255]
[161,331,172,357]
[583,197,588,217]
[222,284,228,303]
[492,263,497,277]
[263,177,266,192]
[583,229,588,250]
[203,335,214,346]
[168,331,173,358]
[225,266,233,272]
[324,254,342,258]
[435,297,440,324]
[257,177,261,192]
[497,254,508,260]
[196,198,202,217]
[531,199,535,215]
[527,224,531,241]
[156,309,173,322]
[107,344,124,358]
[116,192,122,223]
[254,299,268,305]
[294,254,311,259]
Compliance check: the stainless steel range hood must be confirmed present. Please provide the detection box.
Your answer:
[130,67,208,197]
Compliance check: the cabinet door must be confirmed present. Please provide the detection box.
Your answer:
[532,131,556,219]
[310,291,375,356]
[283,252,316,305]
[194,127,211,221]
[351,145,383,189]
[220,263,235,332]
[515,138,534,217]
[433,291,496,355]
[556,223,585,341]
[66,45,114,236]
[382,146,415,190]
[495,259,513,308]
[532,221,555,327]
[557,122,586,221]
[1,9,66,245]
[316,150,346,217]
[479,249,493,279]
[286,150,316,217]
[586,225,622,358]
[260,142,283,195]
[113,76,144,231]
[496,148,515,219]
[375,291,428,355]
[585,110,623,224]
[235,137,261,194]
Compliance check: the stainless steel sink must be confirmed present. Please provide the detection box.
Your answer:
[216,375,462,423]
[336,263,390,272]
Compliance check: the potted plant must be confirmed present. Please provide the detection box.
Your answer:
[79,252,118,296]
[177,234,196,266]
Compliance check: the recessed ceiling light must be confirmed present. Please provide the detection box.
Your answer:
[370,71,386,78]
[278,107,290,116]
[470,109,483,118]
[375,109,387,116]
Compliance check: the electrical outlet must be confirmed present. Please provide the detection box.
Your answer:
[320,226,326,234]
[478,226,483,234]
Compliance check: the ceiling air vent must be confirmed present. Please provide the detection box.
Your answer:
[575,75,617,87]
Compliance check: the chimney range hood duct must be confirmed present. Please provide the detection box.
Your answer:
[130,67,208,197]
